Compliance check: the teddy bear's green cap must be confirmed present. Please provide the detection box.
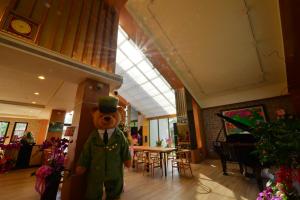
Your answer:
[98,96,119,113]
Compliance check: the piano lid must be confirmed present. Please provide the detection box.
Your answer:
[216,113,253,132]
[216,113,256,143]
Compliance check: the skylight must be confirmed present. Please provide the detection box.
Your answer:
[115,26,176,117]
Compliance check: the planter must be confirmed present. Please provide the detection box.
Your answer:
[40,173,61,200]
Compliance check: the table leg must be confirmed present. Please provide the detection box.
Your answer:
[132,150,136,168]
[164,153,167,177]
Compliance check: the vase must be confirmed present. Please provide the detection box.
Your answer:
[40,173,61,200]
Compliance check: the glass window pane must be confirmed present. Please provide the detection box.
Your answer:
[12,122,28,141]
[168,117,177,147]
[159,118,169,147]
[116,49,127,63]
[118,58,134,71]
[144,70,158,80]
[137,60,153,74]
[120,41,144,64]
[64,111,74,124]
[0,121,9,138]
[117,29,127,45]
[149,120,158,147]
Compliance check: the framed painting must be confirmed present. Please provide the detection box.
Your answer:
[48,122,64,132]
[221,105,267,135]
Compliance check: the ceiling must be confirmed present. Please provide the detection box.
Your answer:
[0,33,122,119]
[126,0,288,107]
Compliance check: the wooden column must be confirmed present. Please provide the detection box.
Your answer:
[184,89,206,163]
[61,79,109,200]
[279,0,300,115]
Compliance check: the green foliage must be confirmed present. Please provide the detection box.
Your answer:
[156,139,163,147]
[252,117,300,168]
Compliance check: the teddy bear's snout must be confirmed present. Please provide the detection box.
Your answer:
[104,116,112,122]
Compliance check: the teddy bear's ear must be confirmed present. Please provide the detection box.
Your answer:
[117,106,124,113]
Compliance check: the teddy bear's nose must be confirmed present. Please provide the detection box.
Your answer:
[104,116,111,121]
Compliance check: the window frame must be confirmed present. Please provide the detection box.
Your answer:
[10,122,28,143]
[0,121,10,143]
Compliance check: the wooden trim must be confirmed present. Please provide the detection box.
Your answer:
[147,114,176,120]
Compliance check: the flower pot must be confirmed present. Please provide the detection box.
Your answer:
[40,173,61,200]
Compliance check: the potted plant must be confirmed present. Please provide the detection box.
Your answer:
[156,139,163,147]
[34,137,70,200]
[253,116,300,199]
[0,143,20,173]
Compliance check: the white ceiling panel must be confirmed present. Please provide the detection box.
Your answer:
[127,0,287,107]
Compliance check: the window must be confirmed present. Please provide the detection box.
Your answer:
[116,26,176,118]
[11,122,28,142]
[149,119,158,147]
[0,121,9,143]
[149,117,177,147]
[159,118,169,146]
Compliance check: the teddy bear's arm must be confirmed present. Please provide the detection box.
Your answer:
[120,134,132,168]
[76,135,93,174]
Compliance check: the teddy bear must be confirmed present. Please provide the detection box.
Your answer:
[76,96,131,200]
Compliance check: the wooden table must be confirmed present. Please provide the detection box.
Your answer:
[132,146,176,177]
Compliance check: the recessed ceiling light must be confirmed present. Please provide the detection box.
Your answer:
[38,76,45,80]
[32,101,36,104]
[34,92,39,95]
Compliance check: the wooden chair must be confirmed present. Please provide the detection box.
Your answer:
[143,152,163,177]
[171,150,193,178]
[133,150,146,171]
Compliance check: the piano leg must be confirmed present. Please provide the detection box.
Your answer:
[220,156,228,175]
[254,166,263,191]
[239,163,244,175]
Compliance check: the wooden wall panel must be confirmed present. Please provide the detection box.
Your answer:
[72,0,93,61]
[14,0,36,17]
[99,3,111,71]
[82,0,100,65]
[0,0,125,73]
[91,0,105,68]
[38,0,61,48]
[60,0,82,56]
[51,0,68,52]
[30,0,46,22]
[0,0,11,19]
[109,8,118,73]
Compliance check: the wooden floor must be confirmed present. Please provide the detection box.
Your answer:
[0,160,258,200]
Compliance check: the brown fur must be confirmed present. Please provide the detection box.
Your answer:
[76,107,130,175]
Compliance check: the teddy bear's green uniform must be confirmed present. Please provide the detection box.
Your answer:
[77,96,131,200]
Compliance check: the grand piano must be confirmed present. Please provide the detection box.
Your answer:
[213,113,264,190]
